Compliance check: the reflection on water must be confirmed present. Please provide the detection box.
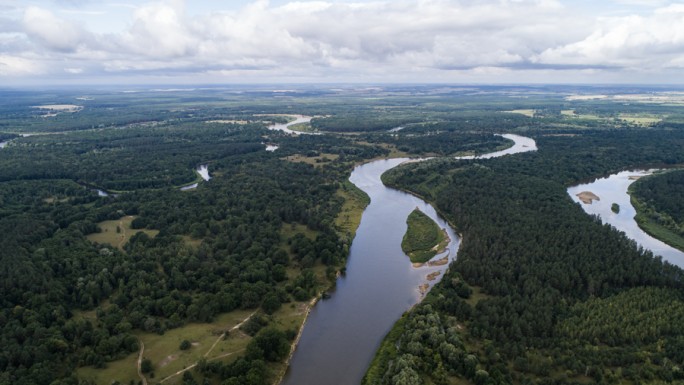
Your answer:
[567,170,684,268]
[282,134,537,385]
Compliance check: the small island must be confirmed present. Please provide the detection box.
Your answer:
[401,208,450,263]
[611,203,620,213]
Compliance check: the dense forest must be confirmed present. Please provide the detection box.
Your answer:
[367,128,684,385]
[3,85,684,385]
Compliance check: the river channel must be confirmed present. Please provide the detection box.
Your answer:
[568,170,684,268]
[281,134,537,385]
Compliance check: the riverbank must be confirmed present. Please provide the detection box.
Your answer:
[568,169,684,268]
[628,177,684,252]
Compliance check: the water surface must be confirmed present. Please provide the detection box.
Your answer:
[282,134,537,385]
[568,170,684,268]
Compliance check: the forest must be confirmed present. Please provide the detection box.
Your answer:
[368,127,684,385]
[2,85,684,385]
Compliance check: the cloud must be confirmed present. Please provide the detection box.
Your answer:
[6,0,684,83]
[23,6,90,52]
[535,4,684,69]
[117,2,197,58]
[0,54,44,76]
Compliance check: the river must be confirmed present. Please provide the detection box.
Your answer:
[267,115,316,135]
[281,134,537,385]
[180,165,211,191]
[568,170,684,268]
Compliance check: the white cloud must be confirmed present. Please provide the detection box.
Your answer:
[0,54,43,76]
[536,4,684,69]
[6,0,684,83]
[23,6,91,52]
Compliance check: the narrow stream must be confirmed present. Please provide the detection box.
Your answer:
[281,134,537,385]
[568,170,684,268]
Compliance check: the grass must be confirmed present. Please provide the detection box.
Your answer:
[77,310,255,385]
[401,208,449,263]
[281,222,319,241]
[288,122,316,133]
[334,180,371,243]
[634,214,684,251]
[465,286,492,307]
[86,215,159,250]
[629,191,684,252]
[282,153,339,167]
[77,355,139,385]
[618,113,663,126]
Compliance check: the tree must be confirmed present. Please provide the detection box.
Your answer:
[140,358,153,374]
[179,340,191,350]
[261,294,281,315]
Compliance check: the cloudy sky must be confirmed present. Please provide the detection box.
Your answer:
[2,0,684,85]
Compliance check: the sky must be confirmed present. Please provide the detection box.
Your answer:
[1,0,684,85]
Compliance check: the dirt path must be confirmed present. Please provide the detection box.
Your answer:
[204,310,257,358]
[158,311,257,384]
[159,350,245,384]
[117,219,127,249]
[136,338,148,385]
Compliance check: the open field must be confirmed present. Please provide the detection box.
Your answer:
[77,309,256,385]
[86,215,159,250]
[283,153,339,167]
[504,109,536,117]
[618,113,663,126]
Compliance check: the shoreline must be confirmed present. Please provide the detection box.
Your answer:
[273,296,319,385]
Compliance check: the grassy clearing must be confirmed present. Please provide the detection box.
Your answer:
[281,222,318,241]
[401,208,449,263]
[618,114,663,126]
[145,310,255,381]
[78,310,255,385]
[288,122,316,133]
[634,214,684,252]
[86,216,159,250]
[335,180,371,242]
[504,109,536,117]
[630,193,684,252]
[465,286,492,307]
[181,235,203,248]
[77,354,139,385]
[282,153,340,167]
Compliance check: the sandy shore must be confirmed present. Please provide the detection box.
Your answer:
[576,191,600,204]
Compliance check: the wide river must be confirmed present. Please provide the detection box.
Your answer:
[568,170,684,268]
[281,134,537,385]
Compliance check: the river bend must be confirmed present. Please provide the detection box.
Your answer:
[281,134,537,385]
[568,170,684,268]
